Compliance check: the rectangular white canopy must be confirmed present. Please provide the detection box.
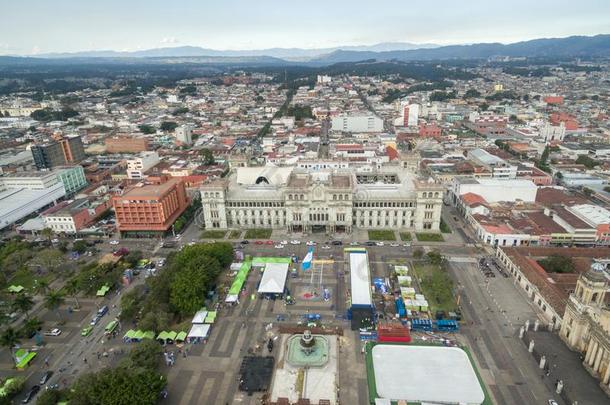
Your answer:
[225,294,239,303]
[192,309,208,324]
[187,323,210,339]
[350,252,372,307]
[258,262,289,294]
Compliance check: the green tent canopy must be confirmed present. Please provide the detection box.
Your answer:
[96,285,111,297]
[166,331,178,341]
[205,311,217,324]
[124,330,136,339]
[176,331,187,342]
[142,331,155,340]
[156,331,169,340]
[7,285,24,293]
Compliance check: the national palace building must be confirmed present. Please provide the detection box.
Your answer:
[199,163,444,234]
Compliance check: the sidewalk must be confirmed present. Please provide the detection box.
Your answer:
[523,330,608,404]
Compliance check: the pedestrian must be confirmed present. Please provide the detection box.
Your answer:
[83,358,87,364]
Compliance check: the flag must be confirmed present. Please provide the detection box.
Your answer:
[301,247,314,271]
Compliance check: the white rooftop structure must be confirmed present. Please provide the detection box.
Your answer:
[0,182,66,230]
[258,262,289,294]
[187,323,210,339]
[349,251,372,307]
[191,309,208,324]
[372,345,485,404]
[568,204,610,226]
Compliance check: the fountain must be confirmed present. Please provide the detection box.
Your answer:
[286,329,329,367]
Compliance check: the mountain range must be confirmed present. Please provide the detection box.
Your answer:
[36,42,439,60]
[2,35,609,66]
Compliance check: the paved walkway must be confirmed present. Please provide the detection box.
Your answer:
[523,330,608,405]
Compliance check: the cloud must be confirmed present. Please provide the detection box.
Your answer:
[160,37,179,44]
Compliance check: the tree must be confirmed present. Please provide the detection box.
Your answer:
[160,121,178,132]
[170,260,218,315]
[35,279,50,295]
[575,154,599,169]
[1,249,32,274]
[40,228,53,242]
[68,367,166,405]
[31,249,64,272]
[479,103,489,111]
[35,388,65,405]
[12,294,34,320]
[413,248,424,260]
[200,148,215,165]
[73,240,88,254]
[427,251,444,266]
[123,250,143,268]
[538,255,574,274]
[121,339,162,370]
[65,278,81,309]
[463,89,481,99]
[44,290,65,322]
[21,317,42,339]
[138,124,156,134]
[0,327,20,364]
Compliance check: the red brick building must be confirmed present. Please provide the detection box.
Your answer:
[112,178,189,235]
[550,113,579,131]
[418,123,442,138]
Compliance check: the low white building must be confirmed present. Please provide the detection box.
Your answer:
[331,114,383,133]
[450,177,538,204]
[126,151,160,180]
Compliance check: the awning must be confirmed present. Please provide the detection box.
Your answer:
[257,262,289,294]
[7,285,24,293]
[176,331,187,342]
[187,323,210,339]
[192,309,208,324]
[204,311,217,324]
[123,330,137,339]
[96,285,111,297]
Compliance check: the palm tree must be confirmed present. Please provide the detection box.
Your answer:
[0,327,20,365]
[40,228,53,242]
[35,279,50,295]
[44,290,65,322]
[12,294,34,320]
[65,279,80,309]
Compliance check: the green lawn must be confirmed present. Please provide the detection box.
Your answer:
[227,230,242,239]
[440,218,452,233]
[244,229,272,239]
[200,230,227,239]
[416,233,444,242]
[399,232,412,241]
[368,230,396,241]
[411,263,457,314]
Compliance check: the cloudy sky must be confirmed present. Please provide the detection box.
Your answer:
[1,0,608,54]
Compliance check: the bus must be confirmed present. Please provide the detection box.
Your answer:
[104,320,118,335]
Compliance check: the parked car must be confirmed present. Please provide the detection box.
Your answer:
[240,240,249,244]
[280,240,288,245]
[375,242,385,247]
[89,316,101,326]
[365,241,375,246]
[274,244,284,249]
[265,240,274,245]
[306,241,316,246]
[109,240,120,245]
[40,371,53,385]
[22,385,40,403]
[97,305,109,317]
[331,240,343,246]
[321,245,331,250]
[548,401,559,405]
[254,240,264,245]
[51,239,59,244]
[390,243,399,247]
[349,241,359,246]
[290,240,301,245]
[43,328,61,337]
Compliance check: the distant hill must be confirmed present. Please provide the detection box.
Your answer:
[312,35,610,64]
[35,42,439,60]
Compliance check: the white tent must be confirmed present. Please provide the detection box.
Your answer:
[187,323,210,339]
[225,294,239,303]
[257,262,289,294]
[192,309,208,324]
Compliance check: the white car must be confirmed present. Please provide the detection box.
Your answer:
[274,244,284,249]
[280,240,288,245]
[349,241,359,246]
[51,238,59,244]
[390,243,399,247]
[321,245,331,250]
[306,241,316,246]
[403,242,411,247]
[43,328,61,336]
[375,242,385,247]
[290,240,301,245]
[109,240,120,245]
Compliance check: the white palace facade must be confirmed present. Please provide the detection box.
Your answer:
[199,164,443,234]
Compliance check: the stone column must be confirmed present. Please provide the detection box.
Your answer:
[588,341,599,367]
[602,359,610,385]
[594,347,604,374]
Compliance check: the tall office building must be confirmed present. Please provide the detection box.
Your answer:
[31,135,85,170]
